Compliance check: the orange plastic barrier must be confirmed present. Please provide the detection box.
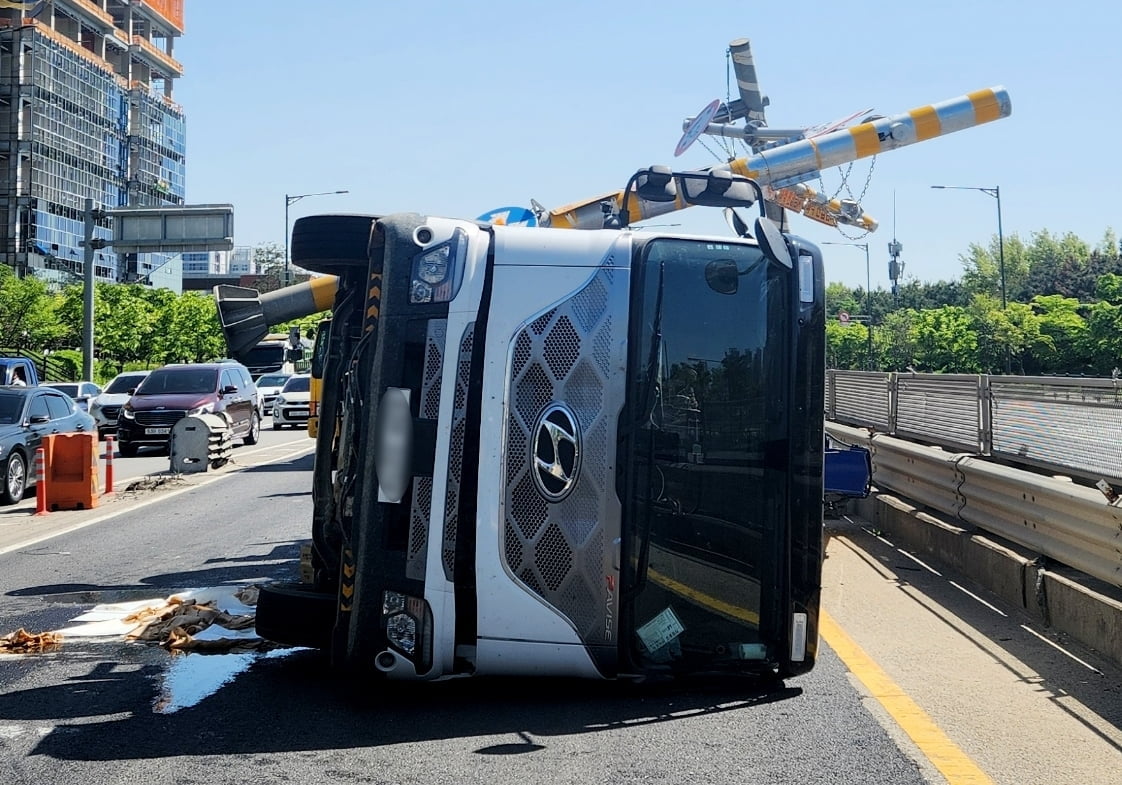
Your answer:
[42,433,100,511]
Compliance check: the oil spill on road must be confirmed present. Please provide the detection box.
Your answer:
[152,647,302,714]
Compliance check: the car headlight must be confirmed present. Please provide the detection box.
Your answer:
[276,396,286,406]
[89,401,101,414]
[187,404,214,416]
[121,406,135,420]
[410,227,467,304]
[382,590,433,669]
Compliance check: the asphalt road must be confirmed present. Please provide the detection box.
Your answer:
[0,447,1118,784]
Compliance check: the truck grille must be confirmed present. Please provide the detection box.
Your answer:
[134,410,187,427]
[408,319,447,581]
[501,267,627,647]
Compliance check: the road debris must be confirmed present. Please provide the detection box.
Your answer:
[0,628,62,654]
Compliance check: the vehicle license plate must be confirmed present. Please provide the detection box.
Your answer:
[146,427,171,435]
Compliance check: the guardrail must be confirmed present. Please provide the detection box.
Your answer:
[827,422,1122,589]
[827,369,1122,487]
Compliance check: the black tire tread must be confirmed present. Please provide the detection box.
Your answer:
[291,214,378,274]
[255,581,336,649]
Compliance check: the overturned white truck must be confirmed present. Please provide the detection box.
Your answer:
[216,83,1011,681]
[257,175,827,681]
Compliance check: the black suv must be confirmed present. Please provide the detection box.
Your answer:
[117,362,261,456]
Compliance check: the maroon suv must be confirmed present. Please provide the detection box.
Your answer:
[116,362,261,456]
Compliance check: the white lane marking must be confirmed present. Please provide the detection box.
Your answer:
[1019,624,1103,674]
[896,548,943,576]
[0,444,314,557]
[948,580,1008,616]
[854,521,894,547]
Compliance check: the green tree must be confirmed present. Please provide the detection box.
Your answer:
[960,233,1028,302]
[826,321,870,370]
[95,283,158,374]
[159,292,225,363]
[911,306,980,373]
[875,309,918,371]
[1082,300,1122,375]
[1031,294,1089,373]
[0,266,65,350]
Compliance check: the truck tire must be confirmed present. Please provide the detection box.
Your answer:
[1,450,27,505]
[290,214,378,273]
[255,581,336,650]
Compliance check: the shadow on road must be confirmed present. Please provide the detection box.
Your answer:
[0,650,801,760]
[5,540,304,599]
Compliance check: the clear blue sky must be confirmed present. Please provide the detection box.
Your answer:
[174,0,1116,290]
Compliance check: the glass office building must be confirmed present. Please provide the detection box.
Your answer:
[0,0,186,286]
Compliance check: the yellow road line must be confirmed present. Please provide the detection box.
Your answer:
[819,609,994,785]
[647,568,760,625]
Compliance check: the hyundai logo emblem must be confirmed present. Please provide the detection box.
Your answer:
[532,403,581,501]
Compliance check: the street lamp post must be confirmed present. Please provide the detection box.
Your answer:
[823,241,873,370]
[931,185,1005,308]
[284,190,349,286]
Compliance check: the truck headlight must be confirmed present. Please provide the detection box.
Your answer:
[410,228,466,304]
[386,613,417,655]
[382,590,433,669]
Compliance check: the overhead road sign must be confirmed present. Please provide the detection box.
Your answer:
[110,204,234,253]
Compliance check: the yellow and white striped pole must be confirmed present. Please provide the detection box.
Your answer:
[546,86,1012,231]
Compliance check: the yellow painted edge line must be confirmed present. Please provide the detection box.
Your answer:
[819,609,994,785]
[647,568,760,625]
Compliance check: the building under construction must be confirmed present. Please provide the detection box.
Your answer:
[0,0,185,285]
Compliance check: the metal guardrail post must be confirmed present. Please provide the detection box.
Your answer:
[887,372,899,435]
[826,369,836,420]
[979,375,993,455]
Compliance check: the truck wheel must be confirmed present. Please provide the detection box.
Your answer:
[255,581,336,649]
[290,214,377,272]
[1,450,27,505]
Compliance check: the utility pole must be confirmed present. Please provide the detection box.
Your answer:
[82,198,107,381]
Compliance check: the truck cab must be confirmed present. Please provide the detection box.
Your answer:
[255,185,826,683]
[0,358,39,387]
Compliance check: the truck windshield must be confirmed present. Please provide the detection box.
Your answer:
[624,237,790,672]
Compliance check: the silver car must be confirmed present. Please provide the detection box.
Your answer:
[88,370,149,439]
[43,381,102,412]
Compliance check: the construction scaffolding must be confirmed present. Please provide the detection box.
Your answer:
[0,0,186,285]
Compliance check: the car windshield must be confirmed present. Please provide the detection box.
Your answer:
[0,392,24,424]
[105,374,147,394]
[258,374,289,388]
[282,376,310,393]
[137,369,217,395]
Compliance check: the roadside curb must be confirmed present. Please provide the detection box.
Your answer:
[854,491,1122,671]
